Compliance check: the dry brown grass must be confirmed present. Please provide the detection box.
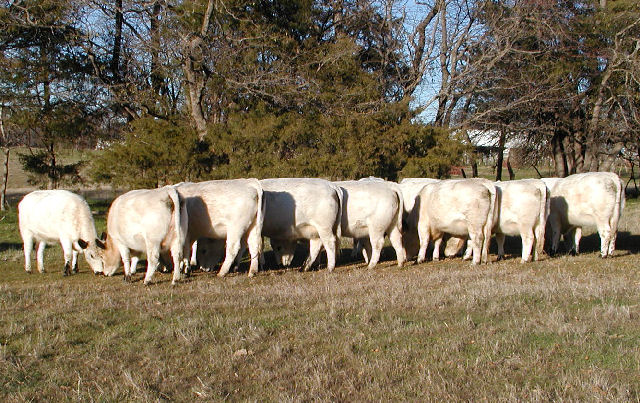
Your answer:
[1,199,639,401]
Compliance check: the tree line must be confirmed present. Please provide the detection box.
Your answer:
[0,0,638,192]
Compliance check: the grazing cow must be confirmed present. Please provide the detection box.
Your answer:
[335,180,405,268]
[18,190,103,275]
[416,179,496,264]
[398,178,441,258]
[542,172,624,257]
[101,186,187,285]
[260,178,342,272]
[492,179,549,262]
[175,179,264,277]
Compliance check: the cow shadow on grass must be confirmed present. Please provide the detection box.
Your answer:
[0,242,22,253]
[198,239,405,275]
[537,231,640,258]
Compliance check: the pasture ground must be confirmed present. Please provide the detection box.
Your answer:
[1,196,639,401]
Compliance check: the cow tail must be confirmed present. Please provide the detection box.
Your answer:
[534,181,550,259]
[254,179,265,258]
[167,187,185,263]
[482,184,497,263]
[393,183,404,233]
[610,175,624,240]
[333,184,343,239]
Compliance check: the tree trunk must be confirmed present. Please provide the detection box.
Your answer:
[435,0,449,126]
[599,141,624,172]
[551,131,569,177]
[111,0,123,82]
[183,0,215,141]
[506,150,515,180]
[150,1,163,96]
[48,142,56,190]
[495,131,506,181]
[0,106,8,211]
[1,148,9,210]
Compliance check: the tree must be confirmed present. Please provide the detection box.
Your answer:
[0,0,109,187]
[455,0,640,176]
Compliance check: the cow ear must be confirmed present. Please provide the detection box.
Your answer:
[100,232,107,241]
[77,239,89,249]
[95,239,106,250]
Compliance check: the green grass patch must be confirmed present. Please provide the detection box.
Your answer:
[1,198,639,401]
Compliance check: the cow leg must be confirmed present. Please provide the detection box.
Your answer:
[389,227,405,267]
[70,250,79,274]
[573,227,582,255]
[366,232,385,269]
[218,234,242,277]
[533,223,546,261]
[259,237,266,269]
[130,256,139,274]
[417,222,430,264]
[170,244,183,286]
[246,225,262,277]
[36,241,46,273]
[234,243,247,273]
[520,229,535,263]
[432,237,443,261]
[350,238,363,260]
[318,231,337,272]
[119,247,132,282]
[189,240,198,268]
[550,223,561,256]
[23,234,34,273]
[597,224,612,258]
[304,238,323,271]
[469,233,482,265]
[143,244,160,285]
[60,239,74,276]
[608,231,617,257]
[495,233,505,261]
[361,238,372,264]
[462,239,473,261]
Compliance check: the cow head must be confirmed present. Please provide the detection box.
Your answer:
[79,239,104,274]
[96,233,121,276]
[270,239,296,267]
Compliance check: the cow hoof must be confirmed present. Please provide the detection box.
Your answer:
[496,255,503,262]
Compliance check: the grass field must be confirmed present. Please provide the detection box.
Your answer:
[1,194,639,401]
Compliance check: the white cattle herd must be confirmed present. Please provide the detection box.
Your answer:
[17,172,626,285]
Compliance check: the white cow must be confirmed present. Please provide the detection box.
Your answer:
[101,186,187,285]
[398,178,441,258]
[18,190,103,275]
[542,172,624,257]
[492,179,549,262]
[261,178,342,272]
[175,179,264,277]
[335,180,405,268]
[416,179,496,264]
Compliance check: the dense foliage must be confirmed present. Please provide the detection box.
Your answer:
[0,0,638,187]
